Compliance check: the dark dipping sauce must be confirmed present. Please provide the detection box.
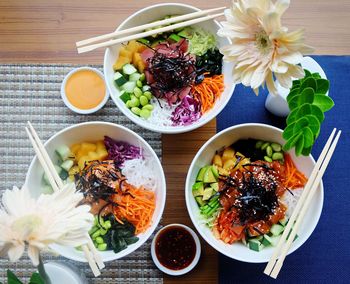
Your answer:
[155,226,196,270]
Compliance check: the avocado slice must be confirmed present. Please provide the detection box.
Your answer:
[196,166,209,181]
[211,165,219,179]
[195,196,207,207]
[210,182,219,192]
[203,166,217,183]
[202,187,214,201]
[178,27,193,38]
[192,182,204,197]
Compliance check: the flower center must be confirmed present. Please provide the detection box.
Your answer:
[255,30,271,54]
[12,214,42,237]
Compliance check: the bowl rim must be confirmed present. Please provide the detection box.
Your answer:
[24,121,167,262]
[151,223,201,276]
[60,67,109,115]
[103,2,235,134]
[185,122,324,263]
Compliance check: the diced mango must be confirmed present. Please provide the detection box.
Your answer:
[126,40,141,53]
[223,159,236,170]
[69,165,80,176]
[78,155,90,170]
[96,140,106,151]
[88,151,100,161]
[137,59,146,73]
[113,56,130,71]
[96,148,108,160]
[132,52,142,66]
[80,142,97,153]
[212,154,223,167]
[70,143,81,155]
[222,147,235,163]
[119,47,133,62]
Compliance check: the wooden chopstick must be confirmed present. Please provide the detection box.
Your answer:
[77,12,224,54]
[76,6,226,47]
[25,122,104,276]
[264,128,341,278]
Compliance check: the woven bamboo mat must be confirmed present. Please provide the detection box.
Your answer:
[0,64,162,283]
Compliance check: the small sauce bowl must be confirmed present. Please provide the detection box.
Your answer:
[151,224,201,276]
[61,67,109,114]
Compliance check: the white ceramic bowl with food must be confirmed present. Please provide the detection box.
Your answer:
[185,123,323,263]
[25,122,166,262]
[104,3,235,134]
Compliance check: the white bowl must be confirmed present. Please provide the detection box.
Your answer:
[185,123,323,263]
[25,122,166,262]
[61,67,109,114]
[151,224,201,276]
[103,3,235,134]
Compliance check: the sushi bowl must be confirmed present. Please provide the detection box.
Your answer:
[25,122,166,262]
[104,3,235,134]
[185,123,323,263]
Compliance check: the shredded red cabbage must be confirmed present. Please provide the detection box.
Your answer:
[104,136,142,166]
[171,95,201,126]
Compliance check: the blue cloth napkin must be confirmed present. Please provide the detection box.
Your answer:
[217,56,350,284]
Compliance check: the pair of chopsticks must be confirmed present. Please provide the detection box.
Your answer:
[25,121,105,277]
[76,7,226,54]
[264,128,341,278]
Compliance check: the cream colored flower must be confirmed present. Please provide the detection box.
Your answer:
[217,0,314,95]
[0,183,93,266]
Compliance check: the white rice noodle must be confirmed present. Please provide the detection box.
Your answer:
[281,188,303,219]
[122,158,157,191]
[146,98,177,127]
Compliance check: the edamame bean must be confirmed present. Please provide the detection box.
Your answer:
[133,87,142,98]
[255,141,264,149]
[140,109,151,119]
[261,142,270,150]
[143,104,154,111]
[271,143,282,152]
[99,228,108,236]
[139,95,148,106]
[143,91,152,100]
[95,237,104,244]
[125,100,132,108]
[140,73,146,82]
[129,97,140,108]
[103,220,112,229]
[266,146,273,157]
[136,80,143,88]
[91,230,101,239]
[264,156,272,162]
[272,152,284,160]
[131,107,141,115]
[97,243,107,251]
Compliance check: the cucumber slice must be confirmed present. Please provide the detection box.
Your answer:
[129,72,141,82]
[270,224,285,236]
[248,239,264,252]
[192,182,204,197]
[137,38,150,45]
[113,72,127,86]
[203,166,217,183]
[61,159,74,172]
[121,81,137,93]
[55,145,72,161]
[211,165,219,179]
[202,187,213,201]
[196,166,208,182]
[195,196,206,207]
[122,63,137,75]
[59,169,69,180]
[169,33,181,42]
[261,234,280,247]
[119,92,131,103]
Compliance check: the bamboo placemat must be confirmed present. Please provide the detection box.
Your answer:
[0,64,162,283]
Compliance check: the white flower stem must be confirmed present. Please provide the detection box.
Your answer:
[38,254,52,284]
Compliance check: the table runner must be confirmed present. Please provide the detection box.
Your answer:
[0,64,162,283]
[217,56,350,283]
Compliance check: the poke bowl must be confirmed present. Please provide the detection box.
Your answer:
[25,122,166,262]
[185,123,323,263]
[104,3,235,134]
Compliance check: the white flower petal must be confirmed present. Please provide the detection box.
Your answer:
[262,12,281,34]
[7,243,25,262]
[275,0,290,15]
[28,245,40,266]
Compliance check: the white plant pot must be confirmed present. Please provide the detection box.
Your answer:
[265,56,328,117]
[44,262,87,284]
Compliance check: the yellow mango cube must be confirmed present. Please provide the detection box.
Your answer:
[70,143,81,155]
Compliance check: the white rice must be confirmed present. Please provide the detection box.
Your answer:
[281,188,303,218]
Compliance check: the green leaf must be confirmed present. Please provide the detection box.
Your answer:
[295,135,305,156]
[291,80,301,90]
[296,103,312,117]
[286,88,300,104]
[288,88,315,110]
[305,114,321,137]
[282,122,296,140]
[316,79,330,94]
[29,273,45,284]
[286,107,300,124]
[300,77,317,92]
[310,104,325,123]
[304,69,312,77]
[313,94,334,112]
[312,73,321,79]
[283,132,302,151]
[7,270,23,284]
[293,117,309,133]
[302,127,315,148]
[302,146,312,156]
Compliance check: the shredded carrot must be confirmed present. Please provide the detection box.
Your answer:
[283,154,308,189]
[112,183,156,234]
[192,74,225,114]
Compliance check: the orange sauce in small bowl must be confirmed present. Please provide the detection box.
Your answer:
[64,69,106,111]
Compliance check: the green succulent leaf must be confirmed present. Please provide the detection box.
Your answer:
[293,117,309,133]
[302,146,312,156]
[283,132,302,151]
[288,88,315,109]
[305,114,321,137]
[296,103,312,117]
[7,270,23,284]
[304,69,312,77]
[295,135,305,156]
[302,127,315,148]
[286,88,300,104]
[310,104,325,123]
[29,273,45,284]
[312,73,322,79]
[291,80,300,90]
[300,77,317,92]
[313,94,334,112]
[286,107,300,125]
[283,121,296,140]
[316,78,330,94]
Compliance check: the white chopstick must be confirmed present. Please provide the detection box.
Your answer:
[77,12,224,54]
[76,7,226,47]
[25,122,104,276]
[264,128,341,278]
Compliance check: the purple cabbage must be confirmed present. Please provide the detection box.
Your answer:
[171,95,201,126]
[104,136,142,167]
